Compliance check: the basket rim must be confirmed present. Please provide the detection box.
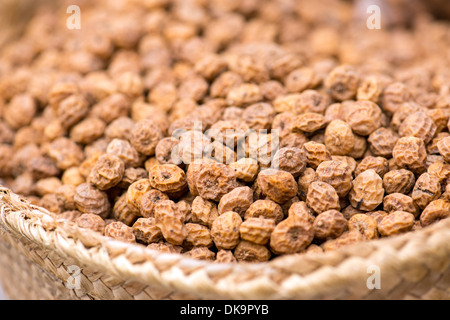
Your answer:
[1,187,449,300]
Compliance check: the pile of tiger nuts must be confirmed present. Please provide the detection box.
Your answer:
[0,0,449,263]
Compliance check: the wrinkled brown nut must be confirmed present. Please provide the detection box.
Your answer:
[270,215,314,254]
[155,201,187,246]
[218,186,253,217]
[345,101,382,136]
[313,210,348,240]
[349,170,384,211]
[191,196,219,228]
[382,82,411,114]
[227,83,263,107]
[39,193,64,214]
[325,65,360,101]
[74,183,110,218]
[242,103,276,130]
[260,80,288,101]
[366,211,389,225]
[280,132,308,149]
[287,201,315,222]
[155,137,181,166]
[139,189,170,218]
[215,250,237,263]
[70,117,106,145]
[105,117,135,141]
[297,168,319,201]
[88,154,125,191]
[229,158,259,182]
[35,177,62,196]
[210,71,243,99]
[149,164,187,198]
[239,217,275,245]
[126,179,152,210]
[131,119,164,156]
[383,169,415,195]
[106,139,140,168]
[292,113,326,133]
[355,156,389,178]
[272,112,295,138]
[393,137,427,174]
[428,132,450,155]
[194,162,237,202]
[113,193,140,226]
[324,120,355,156]
[271,147,306,178]
[306,181,340,214]
[183,223,213,249]
[316,160,353,198]
[56,94,90,129]
[234,240,271,263]
[411,173,442,210]
[368,128,399,158]
[348,214,379,240]
[437,136,450,163]
[119,167,148,189]
[420,200,450,227]
[132,218,163,244]
[29,156,60,180]
[55,184,77,211]
[399,111,437,144]
[184,247,216,261]
[256,169,298,204]
[105,221,136,243]
[285,67,319,93]
[301,141,332,169]
[147,242,183,254]
[4,94,37,130]
[427,162,450,183]
[46,137,85,170]
[357,75,383,103]
[383,193,419,217]
[378,211,415,237]
[76,213,106,234]
[211,211,242,250]
[321,230,365,252]
[91,94,130,124]
[347,134,367,159]
[244,199,284,224]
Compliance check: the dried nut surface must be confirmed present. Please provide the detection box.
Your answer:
[306,181,340,214]
[348,214,379,239]
[89,154,125,191]
[228,158,259,182]
[132,218,163,244]
[184,247,216,261]
[106,139,140,168]
[411,173,442,209]
[195,162,237,202]
[139,189,169,218]
[74,183,110,218]
[324,120,355,156]
[126,179,152,210]
[301,141,332,169]
[113,193,140,226]
[349,170,384,211]
[325,65,360,101]
[313,210,348,240]
[191,196,219,228]
[383,193,419,217]
[378,211,415,237]
[355,156,389,178]
[316,160,353,198]
[344,101,382,136]
[155,201,187,246]
[420,200,450,227]
[218,186,253,217]
[393,137,427,174]
[239,217,275,245]
[293,113,326,133]
[234,240,271,263]
[244,200,284,224]
[270,215,314,254]
[257,169,298,204]
[105,221,136,243]
[76,213,106,234]
[211,211,242,250]
[271,147,306,178]
[149,164,187,197]
[184,223,213,249]
[399,111,437,144]
[131,119,164,156]
[368,128,399,158]
[437,136,450,163]
[383,169,415,195]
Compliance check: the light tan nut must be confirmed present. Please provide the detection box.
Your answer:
[226,83,263,107]
[132,218,163,244]
[112,193,140,226]
[357,75,383,103]
[215,250,237,263]
[355,156,389,178]
[191,196,219,228]
[234,240,271,263]
[46,137,85,170]
[131,119,164,156]
[88,154,125,191]
[280,132,308,149]
[183,223,213,249]
[437,136,450,163]
[378,211,415,237]
[55,185,76,211]
[70,117,106,145]
[244,199,284,224]
[393,137,427,174]
[184,247,216,261]
[346,134,367,159]
[411,173,442,209]
[297,168,319,201]
[292,113,326,133]
[126,179,152,210]
[154,201,187,246]
[427,162,450,183]
[287,201,315,223]
[324,120,355,156]
[349,170,384,211]
[242,103,276,130]
[271,147,306,178]
[368,128,399,158]
[427,132,450,155]
[239,217,275,245]
[344,101,382,136]
[321,230,365,252]
[382,82,411,114]
[348,214,379,240]
[195,162,238,202]
[306,181,340,214]
[147,242,183,254]
[211,211,242,250]
[399,111,437,144]
[149,164,187,198]
[313,210,348,240]
[272,112,295,138]
[74,183,110,218]
[139,189,170,218]
[325,65,360,101]
[420,200,450,227]
[383,169,415,195]
[366,211,389,225]
[218,186,253,217]
[106,139,140,168]
[269,215,314,254]
[105,221,136,243]
[257,169,298,204]
[383,193,419,217]
[316,160,353,198]
[301,141,332,169]
[229,158,259,182]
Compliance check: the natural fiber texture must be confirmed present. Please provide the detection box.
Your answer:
[0,187,449,300]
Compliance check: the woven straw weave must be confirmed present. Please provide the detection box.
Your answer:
[0,187,449,300]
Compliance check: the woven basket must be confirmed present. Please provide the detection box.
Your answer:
[0,187,449,300]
